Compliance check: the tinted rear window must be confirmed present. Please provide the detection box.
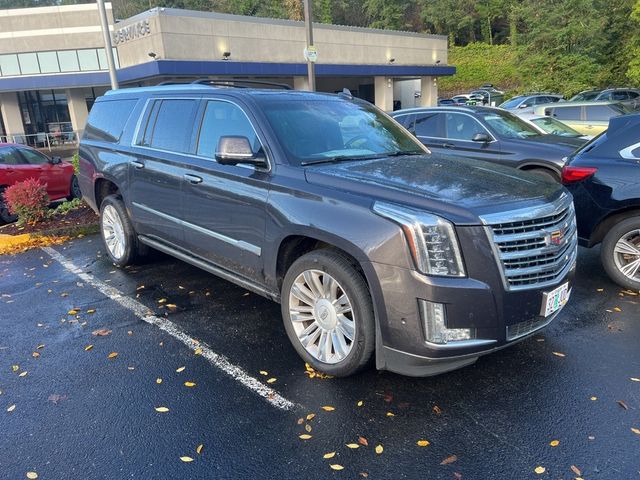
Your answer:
[552,106,581,120]
[147,99,199,153]
[585,105,617,121]
[84,99,137,142]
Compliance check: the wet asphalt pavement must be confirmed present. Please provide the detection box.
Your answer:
[0,235,639,480]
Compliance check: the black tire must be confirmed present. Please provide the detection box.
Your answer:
[281,249,375,377]
[99,195,145,267]
[67,175,82,200]
[527,168,559,183]
[0,189,17,224]
[600,215,640,291]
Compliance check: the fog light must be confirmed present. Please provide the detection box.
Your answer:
[419,300,474,345]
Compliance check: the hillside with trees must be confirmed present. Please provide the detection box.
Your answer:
[4,0,639,96]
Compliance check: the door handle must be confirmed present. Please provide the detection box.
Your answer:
[130,160,145,169]
[442,143,455,148]
[184,173,203,184]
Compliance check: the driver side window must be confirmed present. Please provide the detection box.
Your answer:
[18,148,49,165]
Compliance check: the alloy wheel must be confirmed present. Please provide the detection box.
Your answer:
[102,204,126,260]
[613,229,640,281]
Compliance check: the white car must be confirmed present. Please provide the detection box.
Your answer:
[514,112,593,141]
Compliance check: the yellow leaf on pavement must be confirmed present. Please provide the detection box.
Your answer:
[259,370,268,376]
[194,348,202,355]
[180,456,194,462]
[156,378,162,384]
[305,424,312,433]
[299,434,312,440]
[590,396,598,401]
[19,371,27,377]
[631,378,640,382]
[306,413,315,421]
[87,309,96,314]
[375,445,383,454]
[323,452,336,459]
[357,400,364,407]
[552,352,565,357]
[534,466,545,474]
[613,307,622,312]
[631,427,640,435]
[12,365,19,372]
[196,444,204,454]
[26,472,38,479]
[322,406,335,411]
[549,440,560,447]
[67,309,78,315]
[32,352,40,358]
[7,404,16,412]
[330,465,344,471]
[386,412,395,417]
[176,366,185,373]
[107,352,118,359]
[417,440,430,447]
[84,345,93,351]
[155,407,169,413]
[184,381,196,387]
[267,378,277,384]
[158,298,167,304]
[346,443,360,449]
[36,344,45,349]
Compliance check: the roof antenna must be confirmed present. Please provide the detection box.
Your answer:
[340,88,353,99]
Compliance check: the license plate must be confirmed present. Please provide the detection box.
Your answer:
[541,282,571,317]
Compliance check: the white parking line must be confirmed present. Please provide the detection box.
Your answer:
[41,246,298,412]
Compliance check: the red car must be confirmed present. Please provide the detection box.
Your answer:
[0,143,80,223]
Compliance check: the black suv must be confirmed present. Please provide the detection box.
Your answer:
[79,83,577,377]
[391,106,585,182]
[562,113,640,290]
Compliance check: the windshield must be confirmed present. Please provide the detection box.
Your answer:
[499,96,524,109]
[258,98,425,165]
[531,117,581,137]
[480,111,541,139]
[570,91,599,101]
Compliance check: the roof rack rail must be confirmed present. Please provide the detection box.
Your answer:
[157,80,190,86]
[191,79,292,90]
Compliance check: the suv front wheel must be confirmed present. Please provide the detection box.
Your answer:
[281,249,375,377]
[601,216,640,290]
[100,195,144,266]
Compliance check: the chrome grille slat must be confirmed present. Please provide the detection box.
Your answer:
[481,194,578,291]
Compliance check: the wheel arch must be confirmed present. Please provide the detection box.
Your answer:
[589,206,640,247]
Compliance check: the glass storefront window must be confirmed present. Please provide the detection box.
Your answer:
[17,89,72,143]
[18,53,39,74]
[0,54,20,76]
[57,50,80,72]
[37,51,60,73]
[78,49,99,71]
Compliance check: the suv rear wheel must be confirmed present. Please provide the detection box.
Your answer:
[601,216,640,290]
[281,249,375,377]
[100,195,144,266]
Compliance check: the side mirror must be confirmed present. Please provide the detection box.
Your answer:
[472,133,491,143]
[518,103,528,108]
[215,136,266,167]
[49,156,62,165]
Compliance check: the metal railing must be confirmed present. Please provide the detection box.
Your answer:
[0,130,80,151]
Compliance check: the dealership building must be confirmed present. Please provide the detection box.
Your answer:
[0,3,454,145]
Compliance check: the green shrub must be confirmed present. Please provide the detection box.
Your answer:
[71,153,80,175]
[51,198,82,216]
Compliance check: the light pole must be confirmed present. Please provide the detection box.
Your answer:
[97,0,119,90]
[303,0,316,91]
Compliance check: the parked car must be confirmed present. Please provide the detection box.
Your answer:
[79,83,576,377]
[562,113,640,290]
[591,88,640,110]
[451,95,473,105]
[0,143,79,223]
[438,98,455,106]
[470,88,505,106]
[499,94,563,112]
[569,90,601,102]
[533,101,629,136]
[515,113,592,141]
[391,106,584,181]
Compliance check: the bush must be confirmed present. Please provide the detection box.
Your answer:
[3,178,50,225]
[51,197,82,216]
[71,153,80,175]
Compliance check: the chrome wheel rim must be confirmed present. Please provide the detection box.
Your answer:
[288,269,356,364]
[613,229,640,281]
[71,177,81,198]
[102,205,126,261]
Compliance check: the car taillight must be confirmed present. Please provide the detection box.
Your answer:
[561,166,597,184]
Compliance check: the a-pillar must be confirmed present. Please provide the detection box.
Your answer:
[66,88,89,137]
[374,76,394,112]
[0,92,25,142]
[293,76,311,91]
[420,76,438,107]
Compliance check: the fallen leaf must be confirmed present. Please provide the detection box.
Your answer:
[360,473,369,478]
[613,307,622,312]
[196,444,204,454]
[180,456,194,463]
[590,396,598,401]
[597,288,604,292]
[299,434,312,440]
[631,377,640,382]
[259,370,268,376]
[26,473,38,479]
[84,345,93,351]
[156,378,162,384]
[417,440,430,447]
[158,298,167,304]
[127,330,133,336]
[433,405,443,415]
[267,378,277,384]
[453,473,462,480]
[306,413,315,421]
[549,440,560,447]
[534,466,545,474]
[107,352,118,359]
[11,365,19,372]
[32,352,40,358]
[346,443,360,449]
[357,400,364,407]
[7,404,16,412]
[386,412,395,417]
[571,465,582,475]
[92,329,112,336]
[552,351,565,357]
[176,366,185,373]
[155,406,169,413]
[617,400,629,410]
[87,309,96,314]
[322,406,335,411]
[19,371,28,377]
[305,424,312,433]
[358,436,369,446]
[375,444,383,455]
[323,452,336,459]
[631,427,640,435]
[440,455,457,465]
[194,348,202,355]
[36,344,45,350]
[330,464,344,471]
[297,418,304,425]
[67,309,78,315]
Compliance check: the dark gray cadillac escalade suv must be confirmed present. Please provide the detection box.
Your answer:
[79,83,577,377]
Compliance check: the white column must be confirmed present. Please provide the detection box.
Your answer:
[293,76,311,91]
[420,76,438,107]
[0,92,26,141]
[66,88,89,136]
[374,76,394,112]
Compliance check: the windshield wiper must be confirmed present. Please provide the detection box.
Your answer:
[384,150,424,157]
[301,155,382,166]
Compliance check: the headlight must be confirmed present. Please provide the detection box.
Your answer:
[373,202,465,277]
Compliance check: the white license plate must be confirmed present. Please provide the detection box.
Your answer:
[541,282,571,317]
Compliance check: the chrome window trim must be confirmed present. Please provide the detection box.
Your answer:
[620,141,640,160]
[132,202,262,256]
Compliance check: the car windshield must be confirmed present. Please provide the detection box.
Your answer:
[480,111,541,139]
[531,117,582,137]
[258,97,426,165]
[570,91,600,101]
[611,102,633,114]
[499,96,525,109]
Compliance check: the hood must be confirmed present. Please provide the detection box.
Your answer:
[304,154,564,225]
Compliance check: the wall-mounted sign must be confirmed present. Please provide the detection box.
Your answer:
[303,45,318,63]
[112,19,151,45]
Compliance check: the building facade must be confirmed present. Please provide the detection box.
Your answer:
[0,3,455,145]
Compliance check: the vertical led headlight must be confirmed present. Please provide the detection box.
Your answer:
[373,202,465,277]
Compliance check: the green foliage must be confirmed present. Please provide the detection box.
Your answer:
[71,153,79,175]
[51,198,82,217]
